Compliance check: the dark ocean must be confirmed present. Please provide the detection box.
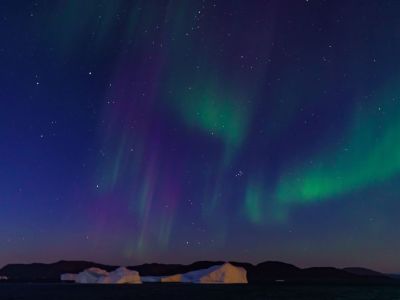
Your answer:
[1,283,400,300]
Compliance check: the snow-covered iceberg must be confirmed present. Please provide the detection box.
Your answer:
[142,273,183,283]
[64,263,246,285]
[141,263,247,284]
[182,263,247,284]
[161,274,183,283]
[75,267,109,284]
[98,267,141,284]
[73,267,141,284]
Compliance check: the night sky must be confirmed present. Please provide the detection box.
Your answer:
[1,0,400,273]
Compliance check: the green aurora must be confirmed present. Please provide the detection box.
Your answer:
[276,82,400,206]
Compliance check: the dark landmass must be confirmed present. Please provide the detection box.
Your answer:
[0,260,396,284]
[343,267,386,277]
[0,260,117,282]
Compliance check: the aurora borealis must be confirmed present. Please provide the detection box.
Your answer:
[1,0,400,273]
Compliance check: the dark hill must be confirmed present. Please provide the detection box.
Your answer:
[343,267,385,277]
[247,261,301,283]
[128,263,184,277]
[0,260,395,284]
[0,260,117,282]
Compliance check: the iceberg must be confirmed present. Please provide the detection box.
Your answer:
[182,263,247,284]
[142,274,183,283]
[98,267,141,284]
[65,263,247,285]
[73,267,141,284]
[160,274,183,283]
[141,263,247,284]
[75,267,109,284]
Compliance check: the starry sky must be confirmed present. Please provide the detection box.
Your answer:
[1,0,400,273]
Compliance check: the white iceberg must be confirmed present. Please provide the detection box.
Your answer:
[75,267,109,284]
[160,274,183,283]
[142,263,247,284]
[142,273,183,283]
[182,263,247,284]
[66,263,247,285]
[98,267,141,284]
[0,276,8,281]
[73,267,141,284]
